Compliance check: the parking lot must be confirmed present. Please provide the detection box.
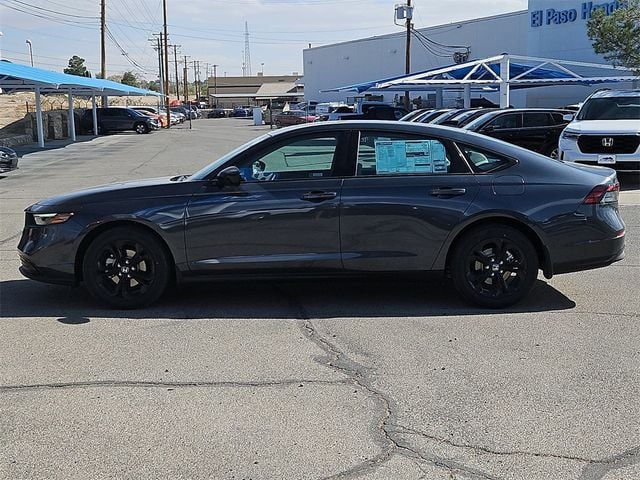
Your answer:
[1,119,639,479]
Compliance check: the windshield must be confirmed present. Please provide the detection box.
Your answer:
[577,97,640,120]
[190,132,274,180]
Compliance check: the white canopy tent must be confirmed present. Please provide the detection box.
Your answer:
[323,54,639,109]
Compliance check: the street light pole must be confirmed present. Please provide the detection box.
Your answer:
[25,39,33,66]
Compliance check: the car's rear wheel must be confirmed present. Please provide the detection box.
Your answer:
[135,122,149,134]
[82,227,171,308]
[450,225,538,308]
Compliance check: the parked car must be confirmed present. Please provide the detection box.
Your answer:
[230,107,249,118]
[337,104,408,121]
[412,109,453,123]
[0,146,19,173]
[463,108,572,158]
[558,90,640,172]
[133,110,163,129]
[18,121,624,309]
[81,107,157,134]
[169,108,187,123]
[207,108,227,118]
[400,108,432,122]
[439,108,499,128]
[273,110,318,127]
[132,106,168,128]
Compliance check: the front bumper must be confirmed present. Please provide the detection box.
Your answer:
[559,139,640,172]
[18,221,81,286]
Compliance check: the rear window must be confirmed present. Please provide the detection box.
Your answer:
[458,144,514,173]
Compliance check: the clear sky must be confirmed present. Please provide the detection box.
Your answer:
[0,0,528,79]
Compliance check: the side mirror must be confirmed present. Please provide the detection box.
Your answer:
[216,166,244,187]
[562,113,575,122]
[482,125,495,133]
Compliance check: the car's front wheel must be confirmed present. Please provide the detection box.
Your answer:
[135,122,150,134]
[82,226,171,308]
[450,225,538,308]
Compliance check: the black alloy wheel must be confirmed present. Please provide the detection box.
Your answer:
[135,122,150,134]
[451,225,538,308]
[82,227,171,308]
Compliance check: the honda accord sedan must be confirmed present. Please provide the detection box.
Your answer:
[18,121,625,309]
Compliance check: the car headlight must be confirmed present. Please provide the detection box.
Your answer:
[33,212,74,226]
[561,130,580,140]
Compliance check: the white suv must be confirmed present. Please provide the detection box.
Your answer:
[558,90,640,172]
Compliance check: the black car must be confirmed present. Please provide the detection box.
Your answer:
[439,108,499,128]
[81,107,157,135]
[463,108,572,158]
[413,109,453,123]
[18,121,624,309]
[340,104,408,121]
[0,147,19,173]
[207,109,227,118]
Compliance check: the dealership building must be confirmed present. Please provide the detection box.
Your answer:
[303,0,636,108]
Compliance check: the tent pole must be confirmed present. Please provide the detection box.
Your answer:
[499,55,510,108]
[68,89,76,141]
[463,84,471,108]
[435,88,443,108]
[34,87,45,148]
[92,95,99,135]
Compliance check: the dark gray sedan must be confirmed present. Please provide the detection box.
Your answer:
[18,121,624,308]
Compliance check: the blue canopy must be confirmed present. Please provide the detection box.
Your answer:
[0,60,160,96]
[322,57,637,93]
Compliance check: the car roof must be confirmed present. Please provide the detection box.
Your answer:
[590,89,640,99]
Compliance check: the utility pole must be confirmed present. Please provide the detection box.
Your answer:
[100,0,106,105]
[154,35,165,106]
[183,55,190,102]
[213,64,218,107]
[404,0,412,111]
[162,0,170,128]
[193,60,199,103]
[173,44,180,100]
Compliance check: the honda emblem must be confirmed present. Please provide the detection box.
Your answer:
[602,137,614,147]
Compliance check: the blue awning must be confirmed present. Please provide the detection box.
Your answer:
[322,56,638,94]
[0,60,160,96]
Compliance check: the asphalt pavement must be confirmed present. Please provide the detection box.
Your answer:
[0,119,638,480]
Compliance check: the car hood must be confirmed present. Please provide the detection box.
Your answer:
[565,120,640,134]
[32,176,196,209]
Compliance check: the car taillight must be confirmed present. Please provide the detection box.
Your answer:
[583,182,619,205]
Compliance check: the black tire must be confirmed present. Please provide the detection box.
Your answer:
[450,225,538,308]
[543,144,559,159]
[82,226,171,309]
[135,122,150,134]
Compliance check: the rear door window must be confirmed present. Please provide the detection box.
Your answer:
[458,144,515,173]
[523,112,551,127]
[487,113,522,129]
[356,132,469,176]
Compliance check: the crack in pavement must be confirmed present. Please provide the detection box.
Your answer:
[391,424,610,464]
[275,285,499,480]
[578,446,640,480]
[0,379,348,392]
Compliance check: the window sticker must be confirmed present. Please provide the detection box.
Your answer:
[374,140,447,174]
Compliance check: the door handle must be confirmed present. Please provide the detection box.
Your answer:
[301,191,338,202]
[430,187,467,197]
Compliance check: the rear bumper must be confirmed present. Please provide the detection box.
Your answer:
[552,231,625,275]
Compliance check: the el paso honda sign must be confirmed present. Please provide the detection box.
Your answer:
[531,1,623,27]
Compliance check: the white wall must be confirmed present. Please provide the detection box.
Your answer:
[303,0,636,109]
[303,11,529,105]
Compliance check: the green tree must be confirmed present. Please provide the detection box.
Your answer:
[121,71,140,87]
[587,0,640,73]
[63,55,91,77]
